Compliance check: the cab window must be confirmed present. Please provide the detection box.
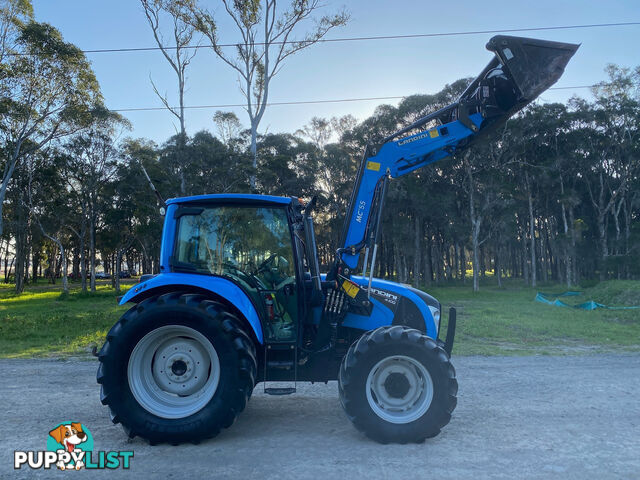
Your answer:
[174,205,297,341]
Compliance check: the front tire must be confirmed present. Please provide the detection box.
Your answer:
[338,326,457,444]
[97,292,257,444]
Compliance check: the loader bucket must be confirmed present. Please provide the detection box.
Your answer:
[486,35,579,104]
[382,35,579,144]
[454,35,579,132]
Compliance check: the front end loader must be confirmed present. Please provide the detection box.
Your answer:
[97,35,578,444]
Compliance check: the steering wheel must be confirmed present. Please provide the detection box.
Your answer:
[257,254,278,274]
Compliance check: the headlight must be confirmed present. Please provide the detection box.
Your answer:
[428,306,441,333]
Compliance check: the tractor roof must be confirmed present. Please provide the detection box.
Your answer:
[166,193,293,206]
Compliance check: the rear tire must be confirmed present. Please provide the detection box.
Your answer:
[338,326,457,444]
[97,292,257,445]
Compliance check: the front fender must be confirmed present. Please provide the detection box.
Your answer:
[120,273,264,344]
[344,276,438,338]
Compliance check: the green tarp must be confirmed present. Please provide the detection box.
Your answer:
[535,292,640,311]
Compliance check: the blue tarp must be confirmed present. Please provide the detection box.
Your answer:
[535,292,640,311]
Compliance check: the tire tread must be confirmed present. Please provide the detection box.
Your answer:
[97,293,257,445]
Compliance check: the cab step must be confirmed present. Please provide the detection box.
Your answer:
[267,360,294,369]
[264,387,296,396]
[263,343,297,395]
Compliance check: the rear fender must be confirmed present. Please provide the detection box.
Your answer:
[120,273,264,344]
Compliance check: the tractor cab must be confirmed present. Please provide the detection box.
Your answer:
[164,194,306,344]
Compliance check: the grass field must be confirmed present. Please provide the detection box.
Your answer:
[433,280,640,355]
[0,278,638,358]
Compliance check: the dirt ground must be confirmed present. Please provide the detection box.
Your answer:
[1,354,638,479]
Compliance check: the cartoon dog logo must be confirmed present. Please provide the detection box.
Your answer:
[48,422,87,470]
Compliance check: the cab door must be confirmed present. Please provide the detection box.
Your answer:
[173,204,299,342]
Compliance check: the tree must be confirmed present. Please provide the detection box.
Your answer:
[184,0,348,190]
[23,149,71,293]
[296,116,332,149]
[120,138,166,274]
[0,0,32,63]
[0,17,105,239]
[64,118,124,292]
[571,65,640,279]
[213,110,242,145]
[140,0,200,195]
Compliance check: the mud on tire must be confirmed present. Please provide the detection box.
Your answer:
[97,292,257,445]
[338,325,457,444]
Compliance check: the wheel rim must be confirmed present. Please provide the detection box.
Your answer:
[128,325,220,419]
[365,355,434,424]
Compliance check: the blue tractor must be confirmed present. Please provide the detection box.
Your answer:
[97,36,578,444]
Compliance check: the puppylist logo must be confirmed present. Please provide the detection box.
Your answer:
[14,421,133,471]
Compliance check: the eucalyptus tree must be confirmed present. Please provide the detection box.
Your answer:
[570,66,640,279]
[213,110,243,146]
[120,138,166,274]
[0,0,32,63]
[256,132,318,197]
[189,129,251,193]
[23,148,71,293]
[184,0,348,190]
[64,117,125,291]
[0,16,106,239]
[140,0,200,195]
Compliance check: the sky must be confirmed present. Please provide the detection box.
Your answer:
[32,0,640,145]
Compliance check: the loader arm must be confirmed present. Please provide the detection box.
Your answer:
[335,35,579,277]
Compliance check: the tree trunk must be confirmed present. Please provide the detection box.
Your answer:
[568,207,578,285]
[48,239,69,293]
[471,221,480,292]
[467,165,481,292]
[622,198,633,279]
[562,208,572,288]
[445,245,452,281]
[527,178,536,288]
[90,211,96,292]
[115,249,123,293]
[5,257,14,283]
[250,121,258,192]
[454,243,460,281]
[412,215,421,288]
[424,236,433,286]
[14,197,28,293]
[597,211,607,281]
[522,239,529,286]
[496,243,502,288]
[31,248,39,285]
[80,221,87,292]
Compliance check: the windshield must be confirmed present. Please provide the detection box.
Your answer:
[174,206,295,288]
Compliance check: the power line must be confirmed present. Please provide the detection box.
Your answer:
[109,85,597,113]
[9,22,640,56]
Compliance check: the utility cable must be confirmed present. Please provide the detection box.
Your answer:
[7,22,640,56]
[109,85,599,112]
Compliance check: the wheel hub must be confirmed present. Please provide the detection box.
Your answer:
[384,372,410,399]
[152,337,210,395]
[365,355,434,424]
[128,325,221,419]
[170,359,188,376]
